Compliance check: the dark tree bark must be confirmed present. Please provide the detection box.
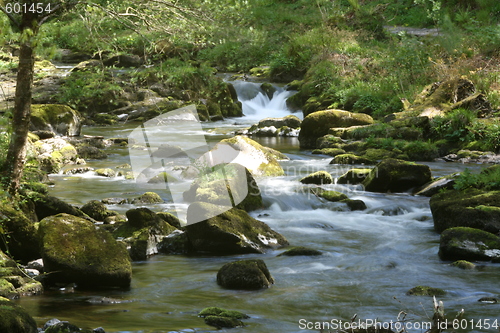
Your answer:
[3,9,38,196]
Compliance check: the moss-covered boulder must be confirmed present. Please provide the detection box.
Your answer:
[415,173,458,197]
[34,138,79,174]
[193,136,287,177]
[80,200,114,221]
[44,321,83,333]
[312,148,346,157]
[315,135,344,149]
[330,154,376,165]
[317,190,348,202]
[184,165,262,212]
[258,115,301,129]
[406,286,446,296]
[343,199,367,211]
[32,193,88,221]
[439,227,500,261]
[430,189,500,234]
[245,115,302,137]
[337,168,372,185]
[0,250,43,299]
[39,213,132,288]
[114,208,178,260]
[185,203,288,254]
[299,171,333,185]
[451,260,476,270]
[0,201,40,262]
[0,297,37,333]
[298,110,374,148]
[199,307,248,329]
[30,104,82,137]
[217,259,274,290]
[362,159,432,193]
[278,246,322,256]
[130,192,163,204]
[95,168,116,178]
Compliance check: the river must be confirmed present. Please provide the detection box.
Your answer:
[16,82,500,333]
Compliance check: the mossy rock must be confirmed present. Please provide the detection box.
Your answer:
[330,154,376,165]
[0,201,40,262]
[362,148,395,161]
[406,286,446,296]
[298,109,374,148]
[30,104,82,136]
[204,316,244,329]
[317,190,348,202]
[216,259,274,290]
[199,307,249,319]
[130,192,163,204]
[209,136,288,177]
[257,115,301,129]
[300,171,333,185]
[362,158,432,193]
[414,173,458,197]
[76,146,107,159]
[146,172,179,184]
[44,321,83,333]
[439,227,500,261]
[342,199,367,211]
[278,246,322,256]
[337,168,372,185]
[451,260,476,270]
[0,251,43,298]
[34,138,79,173]
[430,189,500,233]
[39,213,132,288]
[95,168,116,178]
[32,193,87,221]
[315,135,344,149]
[157,212,182,229]
[185,203,288,254]
[158,230,191,255]
[312,148,346,157]
[0,296,38,333]
[80,200,113,221]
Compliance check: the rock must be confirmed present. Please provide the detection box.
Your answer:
[343,199,367,211]
[157,212,182,229]
[44,321,82,333]
[337,168,372,185]
[362,159,432,193]
[0,201,40,262]
[199,306,248,328]
[216,259,274,290]
[34,138,79,174]
[80,200,113,221]
[193,136,288,177]
[0,296,38,333]
[32,193,87,221]
[478,297,498,304]
[312,148,346,156]
[204,316,243,329]
[185,203,288,254]
[415,174,458,197]
[430,189,500,234]
[63,167,94,175]
[158,230,191,254]
[300,171,333,185]
[278,247,322,256]
[31,130,55,139]
[330,154,375,165]
[199,307,249,319]
[39,213,132,288]
[77,146,108,159]
[406,286,446,296]
[317,190,348,202]
[58,49,92,63]
[258,115,301,129]
[95,168,116,178]
[114,208,178,260]
[451,260,476,270]
[0,250,43,299]
[103,54,143,68]
[184,165,263,212]
[439,227,500,261]
[30,104,82,136]
[315,135,344,149]
[130,192,163,204]
[43,318,61,330]
[298,109,374,148]
[260,82,276,99]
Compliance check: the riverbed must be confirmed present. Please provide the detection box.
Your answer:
[16,82,500,333]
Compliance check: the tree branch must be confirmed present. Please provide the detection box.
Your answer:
[0,5,21,29]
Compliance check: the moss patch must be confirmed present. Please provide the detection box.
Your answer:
[406,285,446,296]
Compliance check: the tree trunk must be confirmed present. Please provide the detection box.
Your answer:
[4,13,36,196]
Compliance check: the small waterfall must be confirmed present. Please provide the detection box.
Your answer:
[231,81,302,120]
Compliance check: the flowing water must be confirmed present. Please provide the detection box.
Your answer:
[16,82,500,333]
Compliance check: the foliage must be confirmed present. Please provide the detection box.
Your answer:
[454,166,500,191]
[430,108,476,142]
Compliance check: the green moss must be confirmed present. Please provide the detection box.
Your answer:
[451,260,476,270]
[406,285,446,296]
[318,190,348,202]
[337,168,372,185]
[95,168,116,178]
[312,148,346,156]
[130,192,163,204]
[204,315,243,329]
[300,171,333,185]
[0,297,37,332]
[331,154,375,165]
[199,307,249,320]
[362,148,394,161]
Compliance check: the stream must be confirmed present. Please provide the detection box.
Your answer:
[16,81,500,333]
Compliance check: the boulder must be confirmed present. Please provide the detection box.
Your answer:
[44,321,82,333]
[244,115,302,137]
[298,110,373,148]
[439,227,500,261]
[258,115,301,129]
[330,154,376,165]
[451,260,476,270]
[80,200,114,221]
[113,208,177,260]
[406,286,446,296]
[199,307,248,329]
[362,159,432,193]
[312,148,346,156]
[415,174,458,197]
[278,247,322,256]
[0,201,40,262]
[216,259,274,290]
[33,138,79,174]
[32,193,87,221]
[30,104,82,136]
[317,190,348,202]
[430,189,500,233]
[299,171,333,185]
[129,192,163,204]
[39,213,132,288]
[0,250,43,299]
[192,136,288,177]
[185,203,288,254]
[95,168,116,178]
[0,296,38,333]
[183,165,263,212]
[337,168,372,185]
[343,199,367,211]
